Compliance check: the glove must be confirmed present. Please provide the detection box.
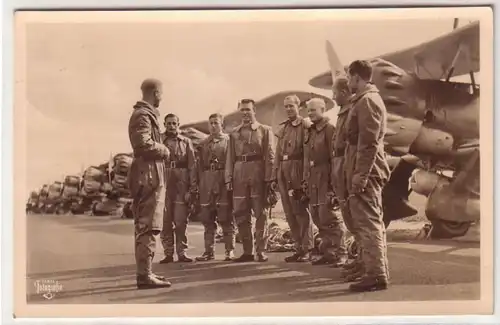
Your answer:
[159,145,170,160]
[265,187,279,208]
[326,191,340,211]
[351,174,367,193]
[301,180,308,192]
[299,181,310,204]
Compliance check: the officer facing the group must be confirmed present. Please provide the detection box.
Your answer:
[331,77,364,279]
[159,113,198,264]
[303,97,348,267]
[225,98,275,262]
[128,78,171,289]
[344,60,391,292]
[271,95,314,262]
[195,113,236,262]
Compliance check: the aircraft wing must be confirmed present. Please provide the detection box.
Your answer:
[179,127,209,147]
[180,90,335,135]
[309,21,480,89]
[380,20,479,80]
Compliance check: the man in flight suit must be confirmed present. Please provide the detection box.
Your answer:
[271,95,314,262]
[128,78,172,289]
[331,77,364,280]
[159,113,198,264]
[195,113,236,262]
[345,60,391,292]
[225,98,275,262]
[303,98,348,267]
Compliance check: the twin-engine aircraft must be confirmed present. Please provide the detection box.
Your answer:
[178,19,481,239]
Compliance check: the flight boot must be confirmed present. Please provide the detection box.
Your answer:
[285,251,311,263]
[296,251,312,262]
[341,263,365,282]
[331,254,348,268]
[137,274,172,290]
[256,253,269,262]
[159,255,174,264]
[177,254,194,263]
[232,254,255,263]
[137,257,172,289]
[151,273,167,281]
[224,250,235,261]
[195,252,215,262]
[343,259,359,270]
[349,276,388,292]
[284,252,302,263]
[311,255,335,265]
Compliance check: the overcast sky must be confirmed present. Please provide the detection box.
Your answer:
[25,17,471,192]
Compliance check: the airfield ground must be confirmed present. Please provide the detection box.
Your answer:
[25,192,480,305]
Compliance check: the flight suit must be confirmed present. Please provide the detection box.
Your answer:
[344,83,391,283]
[161,132,198,258]
[198,133,235,255]
[331,101,361,251]
[225,122,275,256]
[303,116,348,261]
[272,117,314,256]
[128,100,169,278]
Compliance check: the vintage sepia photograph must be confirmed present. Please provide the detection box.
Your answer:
[13,7,494,318]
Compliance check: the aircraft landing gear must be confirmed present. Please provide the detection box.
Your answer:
[426,218,471,239]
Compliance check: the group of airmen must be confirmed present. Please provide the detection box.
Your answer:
[128,59,391,294]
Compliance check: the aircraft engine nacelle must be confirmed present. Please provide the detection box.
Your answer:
[410,169,451,197]
[425,182,480,224]
[409,125,454,157]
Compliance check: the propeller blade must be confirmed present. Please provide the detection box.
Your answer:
[325,40,345,88]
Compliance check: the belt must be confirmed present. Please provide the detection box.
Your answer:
[203,162,225,171]
[279,153,303,161]
[235,154,263,162]
[333,148,345,157]
[309,160,329,167]
[167,161,188,169]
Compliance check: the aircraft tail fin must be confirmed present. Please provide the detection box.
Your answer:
[325,40,345,88]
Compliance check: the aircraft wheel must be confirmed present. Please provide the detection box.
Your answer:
[428,218,471,239]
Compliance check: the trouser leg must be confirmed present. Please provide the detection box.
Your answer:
[135,222,156,276]
[160,200,175,257]
[233,185,253,255]
[173,202,189,256]
[217,202,235,252]
[252,195,268,254]
[349,178,389,279]
[200,205,217,254]
[278,177,302,251]
[318,203,348,258]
